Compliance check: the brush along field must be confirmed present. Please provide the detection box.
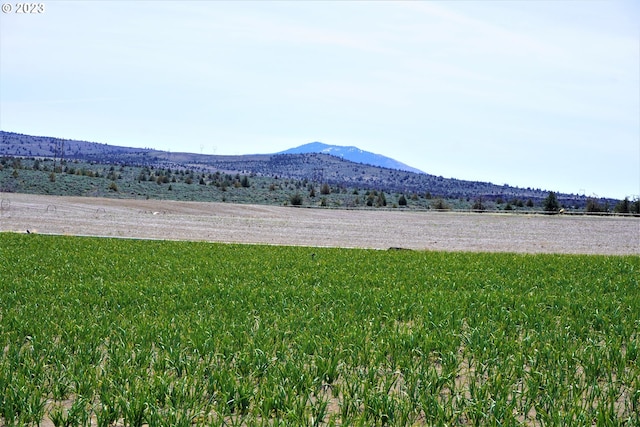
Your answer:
[0,193,638,254]
[0,233,639,426]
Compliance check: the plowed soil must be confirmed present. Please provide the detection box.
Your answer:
[1,193,638,254]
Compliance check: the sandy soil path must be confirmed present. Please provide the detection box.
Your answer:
[1,193,638,254]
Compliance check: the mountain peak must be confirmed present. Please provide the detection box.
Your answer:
[278,142,424,174]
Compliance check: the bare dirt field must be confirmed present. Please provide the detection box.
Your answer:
[1,193,638,254]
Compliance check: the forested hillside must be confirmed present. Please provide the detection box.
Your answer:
[0,130,621,210]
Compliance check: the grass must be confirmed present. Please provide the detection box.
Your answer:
[1,232,639,425]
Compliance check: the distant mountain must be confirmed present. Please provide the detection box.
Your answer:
[279,142,424,174]
[1,130,599,206]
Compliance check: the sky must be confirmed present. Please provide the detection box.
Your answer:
[1,1,638,200]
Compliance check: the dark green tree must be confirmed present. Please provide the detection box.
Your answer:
[586,198,605,213]
[376,192,387,207]
[614,197,630,214]
[543,192,560,212]
[432,198,449,210]
[472,197,486,212]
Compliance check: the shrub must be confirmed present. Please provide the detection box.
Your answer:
[320,183,331,195]
[290,193,303,206]
[432,198,450,210]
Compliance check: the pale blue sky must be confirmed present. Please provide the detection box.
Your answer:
[1,1,638,199]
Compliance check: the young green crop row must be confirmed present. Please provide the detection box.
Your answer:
[0,233,638,426]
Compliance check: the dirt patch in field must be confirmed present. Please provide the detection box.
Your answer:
[1,193,638,254]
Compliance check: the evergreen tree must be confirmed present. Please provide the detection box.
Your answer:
[586,198,605,213]
[432,198,449,210]
[472,197,486,212]
[614,197,630,214]
[543,192,560,212]
[376,192,387,207]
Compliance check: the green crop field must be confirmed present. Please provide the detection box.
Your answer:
[1,233,638,426]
